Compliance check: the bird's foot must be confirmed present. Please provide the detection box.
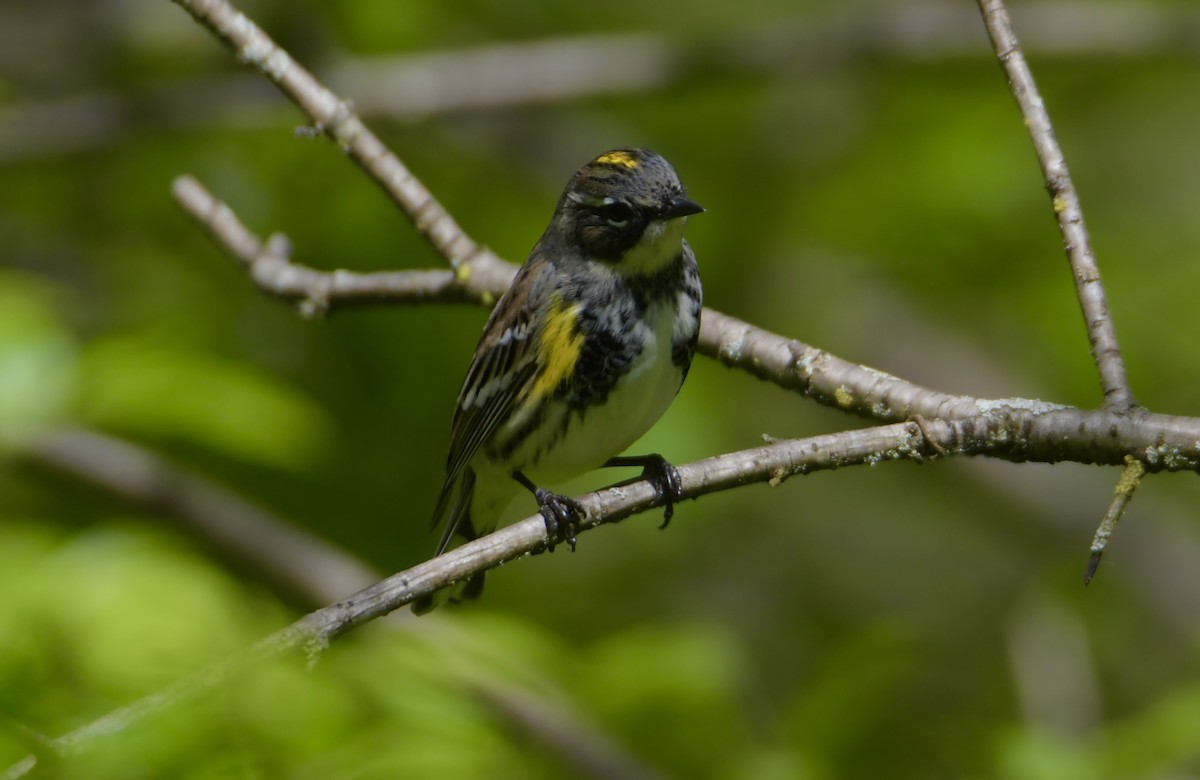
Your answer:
[533,489,585,552]
[604,454,684,529]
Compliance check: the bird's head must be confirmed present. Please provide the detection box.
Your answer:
[555,148,703,274]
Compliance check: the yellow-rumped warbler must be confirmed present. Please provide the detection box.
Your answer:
[413,148,703,613]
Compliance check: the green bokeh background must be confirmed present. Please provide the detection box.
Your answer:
[4,1,1200,777]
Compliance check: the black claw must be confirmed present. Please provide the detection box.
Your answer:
[643,456,684,529]
[534,488,584,552]
[605,454,684,529]
[512,470,585,552]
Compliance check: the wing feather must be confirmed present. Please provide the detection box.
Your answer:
[429,258,552,542]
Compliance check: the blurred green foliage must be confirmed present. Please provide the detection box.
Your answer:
[5,1,1200,777]
[0,274,78,445]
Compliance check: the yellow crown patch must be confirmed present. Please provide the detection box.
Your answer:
[594,150,640,169]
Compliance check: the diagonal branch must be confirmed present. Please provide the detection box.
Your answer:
[0,422,920,779]
[171,0,493,271]
[171,175,515,314]
[976,0,1135,411]
[0,419,970,780]
[1084,455,1147,584]
[18,428,664,780]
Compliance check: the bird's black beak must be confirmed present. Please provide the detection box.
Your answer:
[660,196,705,220]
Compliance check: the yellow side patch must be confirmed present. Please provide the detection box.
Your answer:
[530,297,584,400]
[594,150,640,169]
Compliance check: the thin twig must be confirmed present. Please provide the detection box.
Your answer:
[171,0,493,270]
[171,175,514,313]
[976,0,1135,411]
[1085,455,1147,584]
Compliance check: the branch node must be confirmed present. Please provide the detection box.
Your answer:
[297,282,331,318]
[907,415,947,459]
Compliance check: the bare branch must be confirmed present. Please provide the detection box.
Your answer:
[976,0,1135,411]
[171,175,514,313]
[170,0,493,270]
[0,422,923,779]
[1085,455,1147,584]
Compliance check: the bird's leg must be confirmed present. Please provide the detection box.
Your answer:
[512,470,584,552]
[602,454,684,529]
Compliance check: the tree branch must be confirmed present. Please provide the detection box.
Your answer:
[0,423,909,778]
[976,0,1135,411]
[171,175,514,313]
[171,0,493,271]
[1085,455,1147,584]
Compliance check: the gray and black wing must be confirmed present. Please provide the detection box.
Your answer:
[430,258,552,554]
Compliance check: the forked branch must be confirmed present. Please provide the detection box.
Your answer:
[976,0,1135,411]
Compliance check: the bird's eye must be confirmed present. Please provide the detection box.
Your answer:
[597,202,634,228]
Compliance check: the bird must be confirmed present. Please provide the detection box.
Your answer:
[413,147,703,613]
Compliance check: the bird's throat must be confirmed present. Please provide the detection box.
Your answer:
[619,218,688,276]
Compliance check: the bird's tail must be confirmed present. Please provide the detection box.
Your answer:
[412,467,486,614]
